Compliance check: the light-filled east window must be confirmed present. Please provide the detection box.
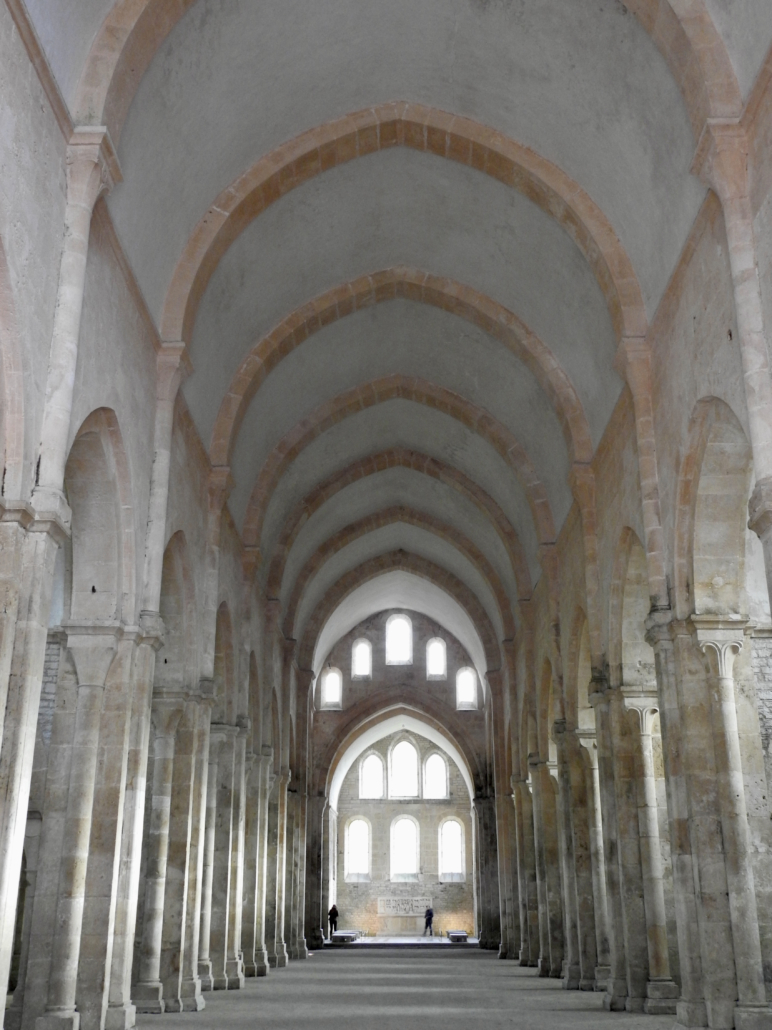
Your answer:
[456,667,477,709]
[426,637,447,678]
[351,638,372,678]
[424,753,447,798]
[385,614,412,664]
[321,667,342,707]
[439,819,465,880]
[391,816,419,879]
[389,739,419,797]
[360,753,384,799]
[346,818,370,879]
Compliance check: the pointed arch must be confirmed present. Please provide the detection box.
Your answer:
[155,530,198,691]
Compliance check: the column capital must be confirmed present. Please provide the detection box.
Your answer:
[155,341,192,401]
[66,126,122,210]
[62,619,122,686]
[690,615,747,680]
[138,609,166,650]
[150,697,185,738]
[621,692,659,734]
[748,476,772,541]
[691,118,748,201]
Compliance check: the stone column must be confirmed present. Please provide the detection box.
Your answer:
[208,725,238,989]
[528,757,551,975]
[472,795,501,950]
[251,753,273,975]
[293,791,309,960]
[157,695,206,1013]
[104,624,161,1030]
[624,696,678,1014]
[240,752,259,976]
[513,780,539,966]
[589,681,627,1010]
[6,814,42,1030]
[33,624,118,1030]
[224,726,246,989]
[531,761,563,976]
[134,699,184,1013]
[693,617,772,1030]
[178,694,211,1009]
[554,721,580,989]
[563,733,597,991]
[495,792,518,960]
[284,789,298,959]
[321,802,332,940]
[646,613,709,1030]
[198,732,222,991]
[576,732,611,990]
[305,795,327,951]
[264,772,289,968]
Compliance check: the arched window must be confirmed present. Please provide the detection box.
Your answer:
[424,753,448,798]
[351,638,372,678]
[439,819,465,881]
[320,667,342,707]
[360,753,385,799]
[385,613,412,665]
[456,667,477,709]
[391,816,419,880]
[389,739,419,797]
[345,818,370,880]
[426,637,446,679]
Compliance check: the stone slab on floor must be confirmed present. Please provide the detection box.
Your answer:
[325,935,480,947]
[136,948,677,1029]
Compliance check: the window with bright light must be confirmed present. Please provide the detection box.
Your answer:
[360,753,385,799]
[385,614,412,665]
[439,819,465,881]
[456,667,477,709]
[426,638,447,679]
[345,818,370,880]
[391,816,419,880]
[351,638,372,678]
[320,667,342,707]
[424,753,447,799]
[389,739,419,797]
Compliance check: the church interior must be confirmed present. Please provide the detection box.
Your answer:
[3,1,772,1028]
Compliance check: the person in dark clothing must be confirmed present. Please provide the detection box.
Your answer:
[328,904,339,936]
[423,906,434,936]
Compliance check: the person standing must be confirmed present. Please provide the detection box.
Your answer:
[328,904,339,937]
[423,906,434,936]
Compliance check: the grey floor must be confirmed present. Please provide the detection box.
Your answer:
[137,951,676,1029]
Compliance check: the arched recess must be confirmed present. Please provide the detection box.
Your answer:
[674,398,754,619]
[0,238,25,500]
[264,447,531,603]
[242,374,555,550]
[538,659,558,765]
[281,505,515,641]
[609,528,656,692]
[155,530,197,691]
[565,609,595,734]
[299,555,500,683]
[212,601,235,724]
[326,709,475,811]
[211,268,592,469]
[63,408,135,623]
[74,4,739,154]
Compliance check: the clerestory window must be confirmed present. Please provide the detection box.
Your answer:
[426,637,447,679]
[385,614,412,665]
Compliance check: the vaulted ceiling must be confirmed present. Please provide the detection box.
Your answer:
[25,0,772,671]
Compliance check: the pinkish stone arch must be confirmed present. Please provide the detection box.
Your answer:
[264,447,532,603]
[210,267,593,470]
[281,504,516,641]
[241,374,556,553]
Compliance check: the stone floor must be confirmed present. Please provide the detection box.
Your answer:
[136,951,676,1029]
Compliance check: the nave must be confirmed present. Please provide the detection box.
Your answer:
[136,950,672,1030]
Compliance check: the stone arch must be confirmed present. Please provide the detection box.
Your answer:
[538,658,558,765]
[210,267,592,468]
[298,551,501,677]
[674,397,754,619]
[155,530,198,691]
[0,238,25,499]
[281,505,515,641]
[242,374,556,551]
[565,607,594,733]
[74,3,739,153]
[609,528,656,692]
[264,447,531,602]
[212,601,235,724]
[63,408,135,623]
[160,102,647,348]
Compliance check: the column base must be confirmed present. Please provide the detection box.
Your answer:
[308,930,325,951]
[269,942,288,968]
[675,998,708,1028]
[133,981,165,1014]
[594,965,610,991]
[212,974,229,990]
[603,978,628,1011]
[169,977,205,1012]
[537,958,550,977]
[625,996,645,1013]
[644,979,679,1015]
[498,944,508,959]
[296,939,308,960]
[579,978,595,991]
[562,963,580,990]
[225,958,245,989]
[734,1006,772,1030]
[198,960,213,992]
[36,1016,81,1030]
[104,1003,137,1030]
[251,949,269,976]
